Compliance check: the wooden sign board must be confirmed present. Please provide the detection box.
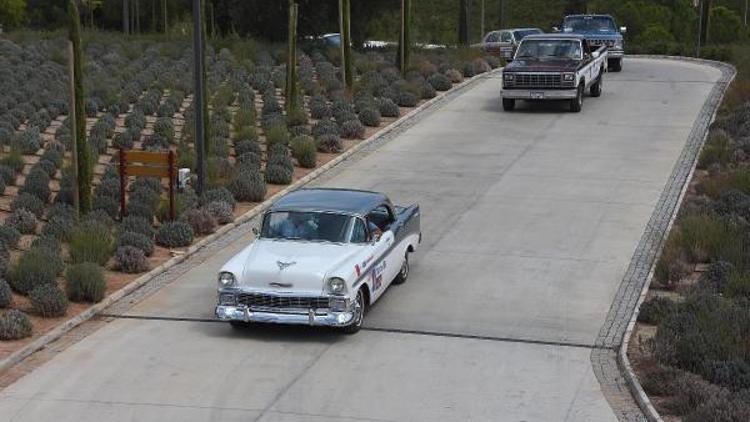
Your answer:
[119,149,176,220]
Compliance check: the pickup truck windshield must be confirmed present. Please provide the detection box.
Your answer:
[515,40,582,60]
[261,211,352,243]
[563,16,615,32]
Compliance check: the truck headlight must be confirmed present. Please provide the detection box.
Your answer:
[615,40,623,49]
[563,73,575,82]
[326,277,347,295]
[218,272,236,287]
[503,73,515,82]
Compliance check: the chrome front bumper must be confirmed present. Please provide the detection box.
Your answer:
[215,305,355,327]
[607,50,624,59]
[501,88,578,100]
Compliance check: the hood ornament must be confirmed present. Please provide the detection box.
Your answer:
[277,260,297,271]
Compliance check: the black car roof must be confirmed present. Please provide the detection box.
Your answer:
[523,33,585,41]
[269,188,388,216]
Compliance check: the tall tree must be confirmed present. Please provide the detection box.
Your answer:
[68,0,92,213]
[286,0,299,112]
[162,0,167,32]
[459,0,470,45]
[122,0,129,33]
[339,0,353,89]
[200,0,209,156]
[700,0,712,43]
[396,0,412,75]
[497,0,504,27]
[0,0,26,29]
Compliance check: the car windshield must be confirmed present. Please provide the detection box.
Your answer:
[261,211,352,243]
[563,16,615,32]
[514,29,542,40]
[515,40,581,60]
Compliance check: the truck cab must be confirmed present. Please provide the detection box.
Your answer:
[556,14,626,72]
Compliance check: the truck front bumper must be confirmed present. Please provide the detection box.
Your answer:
[607,50,625,59]
[501,88,578,100]
[215,304,356,327]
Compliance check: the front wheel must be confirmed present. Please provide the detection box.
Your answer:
[392,253,410,285]
[341,288,366,334]
[502,98,515,111]
[570,84,583,113]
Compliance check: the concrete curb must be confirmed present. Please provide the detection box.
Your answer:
[593,56,736,421]
[0,68,498,377]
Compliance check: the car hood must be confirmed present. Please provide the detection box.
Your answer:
[234,239,360,295]
[505,59,580,73]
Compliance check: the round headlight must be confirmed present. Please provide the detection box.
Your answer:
[327,277,346,295]
[218,272,236,287]
[504,73,514,80]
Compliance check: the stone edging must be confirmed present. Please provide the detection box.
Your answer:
[0,68,499,377]
[592,56,736,421]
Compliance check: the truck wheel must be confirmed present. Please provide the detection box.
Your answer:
[570,84,583,113]
[392,252,410,285]
[502,98,515,111]
[609,58,622,72]
[230,321,249,329]
[590,75,603,97]
[341,288,366,334]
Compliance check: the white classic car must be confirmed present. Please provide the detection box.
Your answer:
[215,188,421,334]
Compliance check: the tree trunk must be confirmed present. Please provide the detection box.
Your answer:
[162,0,168,32]
[201,0,210,156]
[130,0,135,34]
[459,0,469,45]
[135,0,140,33]
[341,0,352,89]
[480,0,484,39]
[497,0,503,28]
[152,0,156,32]
[396,0,412,75]
[285,1,299,112]
[701,0,712,44]
[68,0,92,214]
[123,0,129,34]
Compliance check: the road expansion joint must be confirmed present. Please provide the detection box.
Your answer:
[98,313,613,351]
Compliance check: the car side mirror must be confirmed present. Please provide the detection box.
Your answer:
[592,51,600,59]
[620,26,627,34]
[552,27,560,32]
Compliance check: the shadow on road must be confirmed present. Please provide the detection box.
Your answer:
[196,319,348,345]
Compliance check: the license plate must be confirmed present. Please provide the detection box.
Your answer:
[530,92,545,99]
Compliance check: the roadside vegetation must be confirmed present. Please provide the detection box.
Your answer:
[0,15,498,344]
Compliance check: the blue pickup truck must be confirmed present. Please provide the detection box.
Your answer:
[555,14,626,72]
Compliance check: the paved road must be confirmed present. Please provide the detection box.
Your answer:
[0,59,722,422]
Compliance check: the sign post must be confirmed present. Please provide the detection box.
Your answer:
[118,149,176,221]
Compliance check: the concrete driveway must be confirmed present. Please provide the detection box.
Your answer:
[0,58,722,422]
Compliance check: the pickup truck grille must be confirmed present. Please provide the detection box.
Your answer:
[236,293,329,310]
[514,73,564,88]
[589,39,615,48]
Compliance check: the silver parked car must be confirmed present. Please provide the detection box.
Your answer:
[477,27,544,59]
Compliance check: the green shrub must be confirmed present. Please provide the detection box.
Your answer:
[69,223,114,266]
[228,170,267,202]
[0,248,8,278]
[376,97,400,118]
[0,310,32,340]
[0,226,21,249]
[116,231,155,257]
[316,134,343,153]
[120,215,155,238]
[358,108,381,127]
[286,107,309,127]
[65,263,107,303]
[5,208,37,234]
[684,389,750,422]
[11,192,45,218]
[265,123,290,147]
[698,130,734,169]
[200,187,236,210]
[180,208,217,235]
[291,136,317,168]
[233,109,256,130]
[0,279,11,308]
[29,283,68,318]
[641,365,682,396]
[638,296,677,325]
[672,214,735,263]
[42,214,75,241]
[205,201,234,225]
[19,168,51,203]
[236,152,262,172]
[397,91,419,107]
[13,126,41,154]
[663,371,723,416]
[234,125,258,143]
[115,246,150,273]
[31,235,62,256]
[265,164,293,185]
[701,359,750,392]
[156,221,194,247]
[312,119,340,137]
[0,165,16,185]
[1,148,25,173]
[234,139,262,157]
[695,261,736,295]
[153,117,174,143]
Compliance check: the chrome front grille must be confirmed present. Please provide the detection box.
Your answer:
[589,38,615,47]
[514,73,564,88]
[236,293,329,310]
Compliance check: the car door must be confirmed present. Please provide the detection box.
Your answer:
[366,205,401,300]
